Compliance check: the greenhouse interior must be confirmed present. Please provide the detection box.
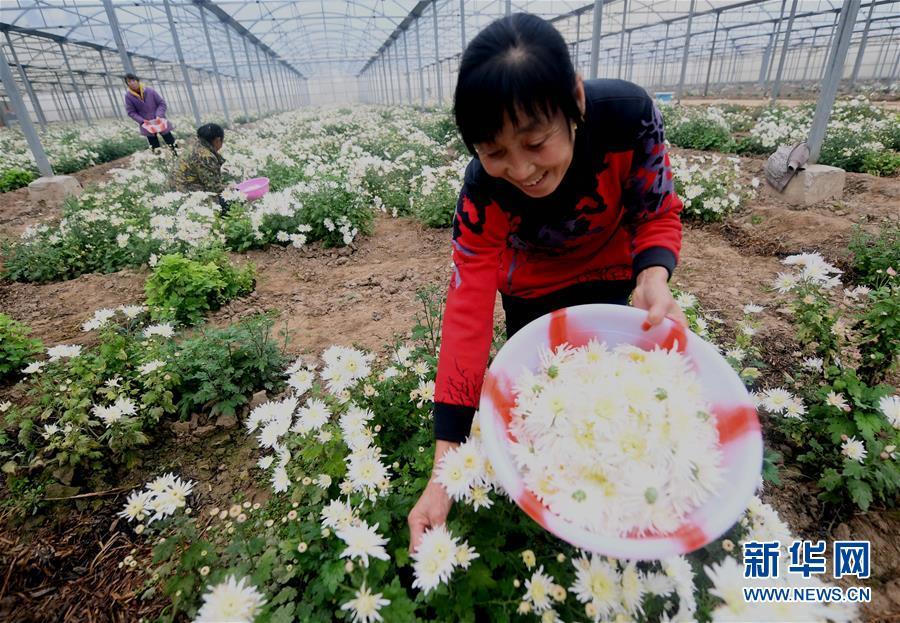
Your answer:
[0,0,899,621]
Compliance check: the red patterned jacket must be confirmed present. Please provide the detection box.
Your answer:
[434,79,684,442]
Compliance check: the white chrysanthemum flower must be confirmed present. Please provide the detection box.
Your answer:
[340,583,390,623]
[194,575,266,623]
[118,490,152,522]
[335,520,390,567]
[119,304,147,319]
[773,272,798,293]
[878,395,900,429]
[287,368,315,395]
[142,323,175,339]
[841,436,867,463]
[510,341,722,535]
[138,360,165,375]
[783,398,807,419]
[346,447,389,495]
[825,391,849,411]
[742,303,764,314]
[762,388,793,415]
[257,455,274,470]
[321,498,356,530]
[411,524,460,594]
[524,566,555,613]
[570,556,622,619]
[47,344,82,361]
[272,466,290,493]
[800,357,823,372]
[454,542,479,569]
[620,562,646,616]
[23,361,45,374]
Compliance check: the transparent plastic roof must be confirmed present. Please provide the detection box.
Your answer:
[2,0,899,90]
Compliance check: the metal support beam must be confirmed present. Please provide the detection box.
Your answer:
[459,0,467,53]
[198,4,230,123]
[704,11,721,96]
[771,0,799,103]
[820,11,841,81]
[659,22,670,87]
[58,43,90,121]
[99,51,122,119]
[432,1,442,105]
[809,0,861,163]
[162,0,201,126]
[102,0,134,75]
[403,30,413,104]
[242,37,262,114]
[253,45,271,111]
[590,1,604,79]
[676,0,696,102]
[617,0,628,79]
[851,0,877,84]
[0,45,52,176]
[416,16,425,105]
[506,0,512,17]
[224,25,249,119]
[4,30,47,130]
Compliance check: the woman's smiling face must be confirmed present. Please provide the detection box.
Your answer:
[474,77,585,198]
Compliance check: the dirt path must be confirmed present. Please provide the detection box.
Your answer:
[0,154,137,239]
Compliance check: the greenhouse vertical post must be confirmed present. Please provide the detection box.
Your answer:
[771,0,799,104]
[506,0,511,17]
[715,28,730,90]
[162,0,201,126]
[242,38,262,114]
[403,31,413,104]
[274,56,288,110]
[820,11,840,81]
[802,29,819,83]
[572,12,580,73]
[253,45,272,111]
[387,44,396,105]
[890,32,900,81]
[460,0,467,52]
[0,45,53,177]
[4,30,47,131]
[415,18,425,105]
[99,52,122,119]
[198,5,230,124]
[850,0,876,85]
[432,1,443,105]
[59,43,90,122]
[703,11,721,96]
[617,0,628,79]
[590,1,604,80]
[269,54,285,111]
[676,0,696,102]
[224,26,249,119]
[102,0,135,75]
[658,22,669,86]
[808,0,861,163]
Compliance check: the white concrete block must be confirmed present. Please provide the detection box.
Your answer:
[766,164,845,206]
[27,175,82,205]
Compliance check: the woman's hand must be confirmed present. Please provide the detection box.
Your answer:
[408,440,457,553]
[631,266,688,328]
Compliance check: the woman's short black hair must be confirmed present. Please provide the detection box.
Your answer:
[123,73,139,82]
[197,123,225,143]
[454,13,582,155]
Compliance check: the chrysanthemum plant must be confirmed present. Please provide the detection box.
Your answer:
[132,290,855,623]
[760,253,899,511]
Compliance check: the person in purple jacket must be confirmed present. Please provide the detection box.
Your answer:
[124,73,177,154]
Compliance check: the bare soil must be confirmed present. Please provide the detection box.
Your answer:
[0,148,898,621]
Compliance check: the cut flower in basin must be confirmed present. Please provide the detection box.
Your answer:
[507,339,724,537]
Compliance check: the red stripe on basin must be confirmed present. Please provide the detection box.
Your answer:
[671,522,708,553]
[518,490,549,528]
[549,308,570,351]
[713,404,761,445]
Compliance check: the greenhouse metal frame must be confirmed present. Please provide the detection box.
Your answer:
[2,0,899,176]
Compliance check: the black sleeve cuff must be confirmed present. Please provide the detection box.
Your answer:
[633,247,677,280]
[433,402,477,442]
